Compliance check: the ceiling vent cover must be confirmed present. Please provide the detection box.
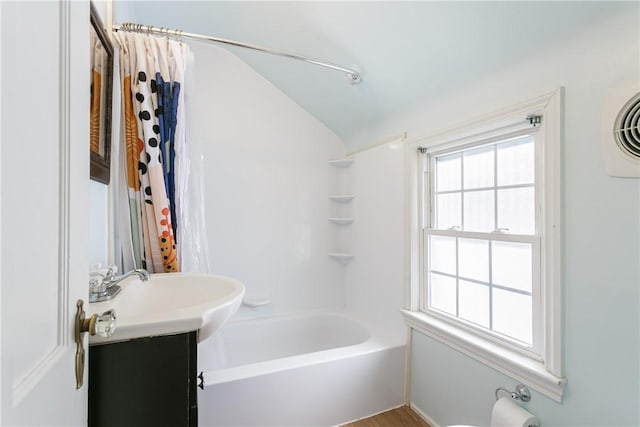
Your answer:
[602,81,640,177]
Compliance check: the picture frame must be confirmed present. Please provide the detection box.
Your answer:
[89,2,114,185]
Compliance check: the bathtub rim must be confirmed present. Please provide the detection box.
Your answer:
[199,309,404,387]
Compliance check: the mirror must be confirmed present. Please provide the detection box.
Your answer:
[89,2,114,184]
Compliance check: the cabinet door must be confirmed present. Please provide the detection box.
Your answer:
[89,332,198,427]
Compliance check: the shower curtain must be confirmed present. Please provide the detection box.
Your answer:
[113,31,209,274]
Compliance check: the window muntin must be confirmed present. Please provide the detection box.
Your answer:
[432,135,535,234]
[424,134,539,349]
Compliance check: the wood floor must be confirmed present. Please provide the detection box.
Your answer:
[341,406,431,427]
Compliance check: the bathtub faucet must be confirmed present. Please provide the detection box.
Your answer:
[90,267,150,303]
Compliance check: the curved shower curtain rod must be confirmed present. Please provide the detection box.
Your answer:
[113,23,363,84]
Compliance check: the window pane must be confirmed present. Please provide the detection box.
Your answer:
[463,145,494,190]
[492,288,532,345]
[429,235,456,275]
[436,153,461,192]
[436,193,461,229]
[459,280,490,328]
[458,238,489,282]
[497,187,535,234]
[463,190,494,232]
[430,273,456,316]
[497,136,534,186]
[492,241,532,292]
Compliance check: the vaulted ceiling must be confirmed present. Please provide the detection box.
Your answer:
[120,1,632,150]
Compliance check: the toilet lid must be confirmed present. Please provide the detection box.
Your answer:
[448,425,478,427]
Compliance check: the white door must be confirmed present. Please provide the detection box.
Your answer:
[1,0,91,425]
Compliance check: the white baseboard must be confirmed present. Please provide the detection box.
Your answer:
[334,404,406,427]
[410,402,441,427]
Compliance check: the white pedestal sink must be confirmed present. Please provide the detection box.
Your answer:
[89,272,245,345]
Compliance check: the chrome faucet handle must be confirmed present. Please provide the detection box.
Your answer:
[89,274,106,296]
[88,268,126,303]
[103,265,118,281]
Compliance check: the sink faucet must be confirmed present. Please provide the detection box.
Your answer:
[104,268,150,286]
[90,267,150,303]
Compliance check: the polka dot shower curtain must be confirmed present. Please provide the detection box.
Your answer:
[113,31,193,273]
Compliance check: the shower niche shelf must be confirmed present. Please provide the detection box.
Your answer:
[328,217,354,225]
[328,195,355,202]
[328,253,354,262]
[328,158,354,168]
[328,158,355,262]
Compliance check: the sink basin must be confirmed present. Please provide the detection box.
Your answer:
[89,272,245,345]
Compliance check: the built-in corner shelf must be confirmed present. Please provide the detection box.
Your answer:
[328,253,354,262]
[328,218,354,225]
[328,195,355,202]
[327,158,354,168]
[328,158,355,263]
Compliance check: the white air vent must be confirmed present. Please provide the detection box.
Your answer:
[614,92,640,158]
[602,81,640,177]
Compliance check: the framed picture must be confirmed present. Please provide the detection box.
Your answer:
[89,2,114,184]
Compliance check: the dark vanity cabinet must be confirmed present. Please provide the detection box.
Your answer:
[89,331,199,427]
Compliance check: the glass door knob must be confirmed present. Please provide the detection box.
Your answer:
[84,309,117,337]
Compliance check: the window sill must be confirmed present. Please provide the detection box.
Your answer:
[401,309,566,402]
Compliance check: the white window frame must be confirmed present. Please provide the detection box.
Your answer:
[402,89,567,402]
[424,134,541,353]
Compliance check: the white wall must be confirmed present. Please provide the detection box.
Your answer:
[352,8,639,427]
[187,43,346,317]
[345,141,407,344]
[89,180,108,267]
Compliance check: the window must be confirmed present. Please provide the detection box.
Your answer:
[426,135,539,350]
[403,90,566,402]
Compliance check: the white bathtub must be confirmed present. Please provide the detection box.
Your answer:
[197,312,406,427]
